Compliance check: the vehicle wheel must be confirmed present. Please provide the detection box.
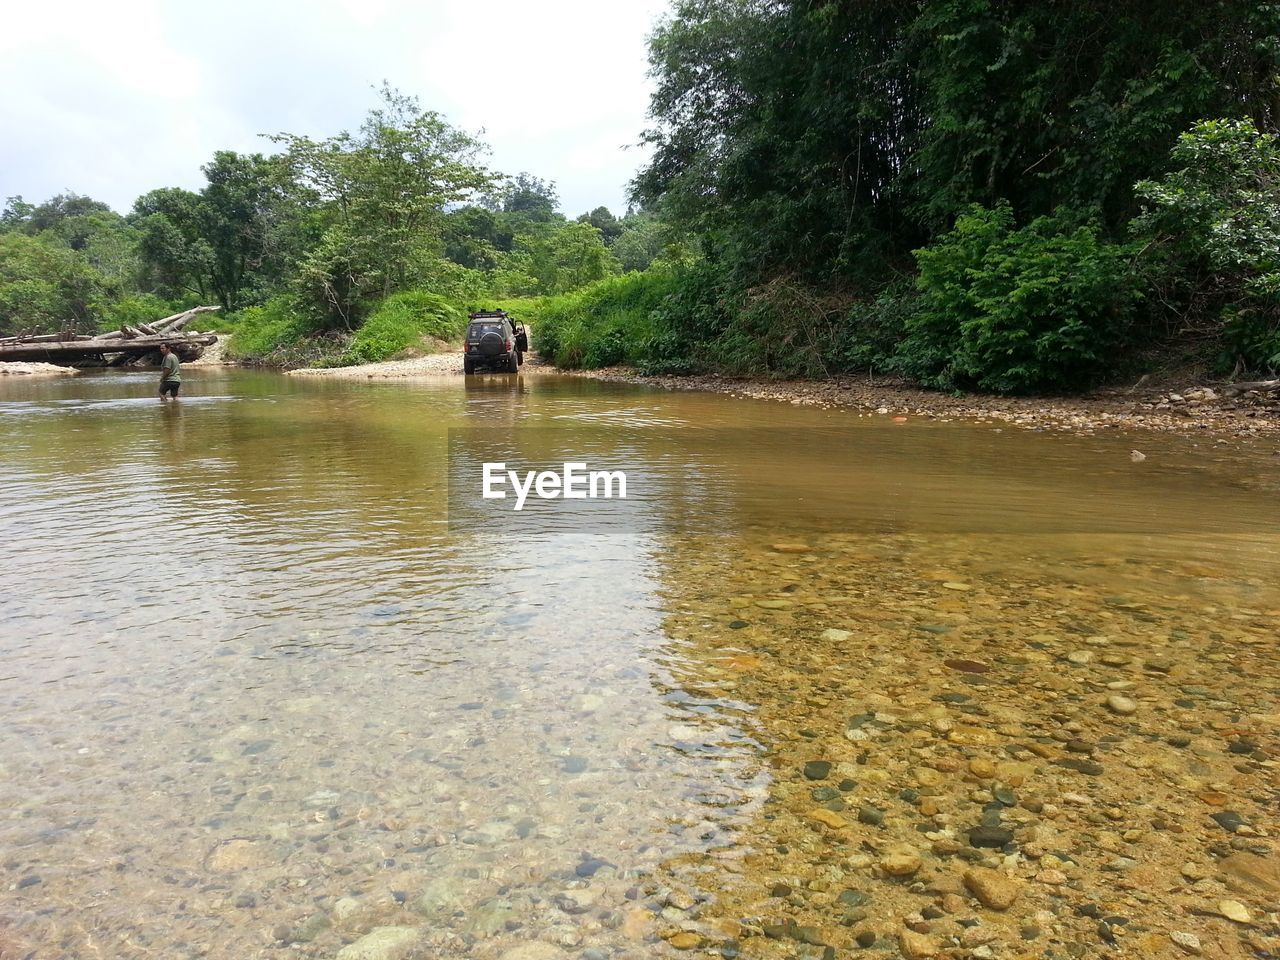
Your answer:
[508,354,519,373]
[464,357,475,375]
[516,350,524,367]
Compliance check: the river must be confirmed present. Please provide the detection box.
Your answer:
[1,368,1277,959]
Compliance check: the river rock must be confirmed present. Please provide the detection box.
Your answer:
[1217,899,1251,924]
[1106,695,1138,715]
[899,929,939,959]
[968,825,1013,849]
[1218,852,1280,895]
[809,809,848,830]
[1170,931,1203,955]
[335,926,420,960]
[208,839,269,872]
[880,852,922,877]
[467,898,515,935]
[1211,811,1247,833]
[668,932,702,950]
[499,945,569,960]
[804,760,832,780]
[968,758,997,779]
[331,896,374,929]
[413,877,467,917]
[963,868,1023,910]
[822,628,852,642]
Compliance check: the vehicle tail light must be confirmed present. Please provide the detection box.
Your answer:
[504,339,511,351]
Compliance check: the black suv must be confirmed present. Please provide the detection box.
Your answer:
[463,310,529,374]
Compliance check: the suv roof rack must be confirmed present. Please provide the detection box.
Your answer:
[468,309,508,319]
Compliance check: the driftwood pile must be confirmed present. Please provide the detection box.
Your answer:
[0,306,221,367]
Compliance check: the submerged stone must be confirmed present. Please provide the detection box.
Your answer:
[968,825,1013,849]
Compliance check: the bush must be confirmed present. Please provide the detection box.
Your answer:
[226,296,321,364]
[838,284,922,374]
[898,205,1141,393]
[1134,118,1280,373]
[531,270,688,371]
[342,291,466,364]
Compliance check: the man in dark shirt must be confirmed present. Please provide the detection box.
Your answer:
[159,344,182,400]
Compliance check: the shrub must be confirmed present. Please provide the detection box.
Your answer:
[342,291,465,364]
[838,284,922,374]
[226,296,319,364]
[899,205,1141,393]
[531,270,686,371]
[1134,118,1280,372]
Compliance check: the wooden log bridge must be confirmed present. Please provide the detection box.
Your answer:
[0,307,220,367]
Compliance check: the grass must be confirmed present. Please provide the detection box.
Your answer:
[341,291,466,365]
[524,270,690,372]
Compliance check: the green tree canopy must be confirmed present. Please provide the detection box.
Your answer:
[270,83,496,325]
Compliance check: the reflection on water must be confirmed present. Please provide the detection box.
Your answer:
[0,368,1276,958]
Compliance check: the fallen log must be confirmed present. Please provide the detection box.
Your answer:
[1220,379,1280,397]
[4,305,221,348]
[154,305,220,333]
[0,334,217,365]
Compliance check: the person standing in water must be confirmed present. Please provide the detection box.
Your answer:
[158,343,182,400]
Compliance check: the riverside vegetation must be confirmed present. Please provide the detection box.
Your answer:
[535,2,1280,393]
[5,5,1280,398]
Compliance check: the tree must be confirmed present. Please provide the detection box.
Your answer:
[442,205,513,270]
[577,206,623,245]
[132,187,214,302]
[271,83,496,325]
[0,233,102,335]
[498,173,559,222]
[509,220,618,295]
[637,0,1280,280]
[612,213,669,271]
[199,151,280,311]
[1135,119,1280,370]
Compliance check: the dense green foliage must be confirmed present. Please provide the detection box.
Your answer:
[608,0,1280,389]
[1,85,662,360]
[531,270,686,372]
[9,8,1280,387]
[1135,119,1280,370]
[341,292,466,364]
[901,207,1141,392]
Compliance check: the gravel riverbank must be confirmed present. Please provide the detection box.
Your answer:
[278,349,1280,444]
[287,351,466,378]
[562,367,1280,443]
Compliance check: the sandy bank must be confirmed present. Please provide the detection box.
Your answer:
[287,351,466,378]
[0,361,81,378]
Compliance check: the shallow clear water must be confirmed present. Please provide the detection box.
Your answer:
[0,369,1277,959]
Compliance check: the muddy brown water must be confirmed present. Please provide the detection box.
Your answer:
[0,368,1277,959]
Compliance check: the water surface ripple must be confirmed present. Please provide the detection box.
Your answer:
[0,368,1276,958]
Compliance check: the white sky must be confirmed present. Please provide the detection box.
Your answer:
[0,0,671,217]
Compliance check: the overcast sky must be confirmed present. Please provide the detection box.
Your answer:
[0,0,670,217]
